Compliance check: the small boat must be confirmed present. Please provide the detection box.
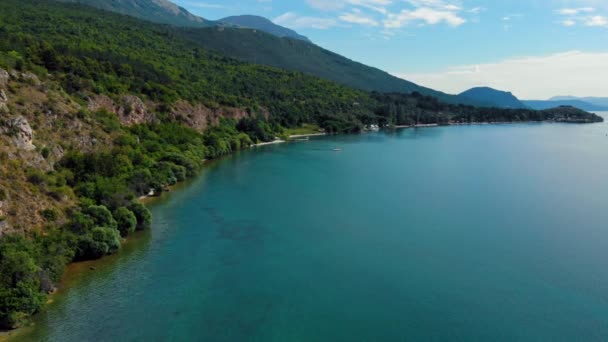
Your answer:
[332,148,343,152]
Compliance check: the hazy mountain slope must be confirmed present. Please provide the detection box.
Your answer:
[523,100,608,111]
[219,15,310,42]
[57,0,213,27]
[459,87,526,109]
[550,96,608,108]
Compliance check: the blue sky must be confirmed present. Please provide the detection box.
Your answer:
[175,0,608,98]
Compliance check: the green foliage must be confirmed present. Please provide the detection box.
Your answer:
[114,207,137,237]
[129,201,151,231]
[83,205,117,230]
[40,208,58,222]
[76,227,121,261]
[0,0,370,130]
[0,236,47,328]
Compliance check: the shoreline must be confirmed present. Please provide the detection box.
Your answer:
[9,117,601,339]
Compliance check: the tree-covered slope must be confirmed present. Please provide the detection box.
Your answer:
[53,0,481,105]
[219,15,311,42]
[180,26,481,105]
[56,0,213,27]
[459,87,526,109]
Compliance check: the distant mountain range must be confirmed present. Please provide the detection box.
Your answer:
[459,87,526,109]
[522,100,608,111]
[219,15,310,42]
[549,96,608,108]
[54,0,482,106]
[458,86,608,111]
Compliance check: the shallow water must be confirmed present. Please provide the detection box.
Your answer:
[20,116,608,341]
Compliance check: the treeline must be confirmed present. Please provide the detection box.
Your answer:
[0,0,370,131]
[372,92,603,126]
[0,116,277,329]
[0,0,601,133]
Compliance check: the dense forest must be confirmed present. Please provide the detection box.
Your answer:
[0,0,602,330]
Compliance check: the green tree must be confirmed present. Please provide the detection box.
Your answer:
[114,207,137,237]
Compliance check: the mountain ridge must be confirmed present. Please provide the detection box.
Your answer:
[53,0,483,106]
[57,0,213,27]
[549,96,608,108]
[219,15,311,42]
[459,87,526,109]
[523,100,608,111]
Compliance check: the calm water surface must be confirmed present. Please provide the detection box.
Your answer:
[20,115,608,341]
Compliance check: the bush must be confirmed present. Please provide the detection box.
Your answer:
[40,146,50,159]
[114,207,136,237]
[0,236,46,329]
[129,201,151,231]
[76,227,121,260]
[83,205,117,229]
[40,208,58,222]
[26,169,46,185]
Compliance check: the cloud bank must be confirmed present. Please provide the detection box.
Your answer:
[397,51,608,99]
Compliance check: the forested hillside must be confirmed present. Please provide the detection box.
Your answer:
[57,0,213,27]
[56,0,483,105]
[0,0,602,330]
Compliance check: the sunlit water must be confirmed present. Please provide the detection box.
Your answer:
[19,115,608,341]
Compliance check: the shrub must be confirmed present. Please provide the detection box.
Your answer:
[83,205,117,229]
[40,146,50,159]
[129,201,151,231]
[76,227,121,260]
[40,208,58,222]
[114,207,136,237]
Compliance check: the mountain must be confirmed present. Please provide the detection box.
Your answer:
[57,0,213,27]
[523,100,608,111]
[459,87,526,109]
[219,15,310,42]
[178,26,480,105]
[54,0,480,106]
[550,96,608,108]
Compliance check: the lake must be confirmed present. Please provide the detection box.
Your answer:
[19,116,608,341]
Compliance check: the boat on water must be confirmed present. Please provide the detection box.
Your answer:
[332,148,343,152]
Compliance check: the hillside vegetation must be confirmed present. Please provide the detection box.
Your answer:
[56,0,484,105]
[0,0,602,330]
[57,0,212,27]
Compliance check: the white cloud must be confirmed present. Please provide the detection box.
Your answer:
[557,7,595,15]
[562,19,577,26]
[274,12,338,29]
[468,7,485,14]
[306,0,392,12]
[340,8,379,26]
[396,51,608,99]
[384,7,465,28]
[586,15,608,26]
[556,6,608,28]
[306,0,467,31]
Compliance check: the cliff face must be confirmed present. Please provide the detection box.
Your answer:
[0,68,264,236]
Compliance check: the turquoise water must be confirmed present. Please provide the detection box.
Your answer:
[21,117,608,341]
